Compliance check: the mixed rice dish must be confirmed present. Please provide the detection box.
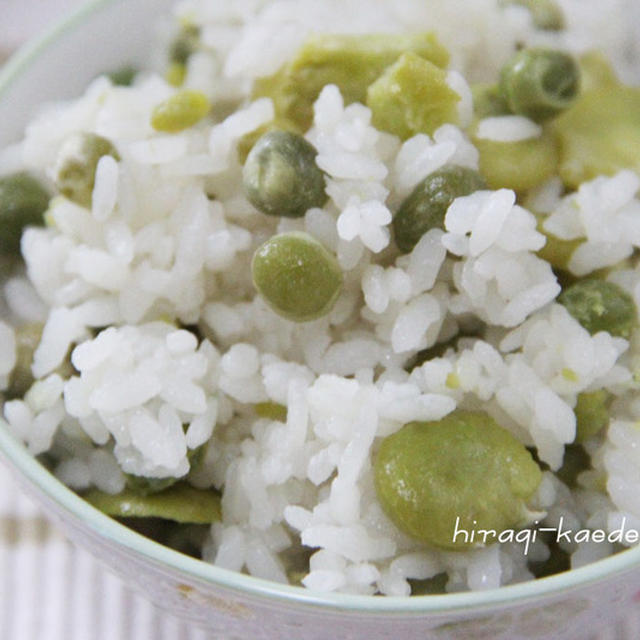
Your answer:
[2,0,640,596]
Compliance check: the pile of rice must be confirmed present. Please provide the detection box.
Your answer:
[1,0,640,596]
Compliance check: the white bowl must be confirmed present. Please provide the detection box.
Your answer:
[1,2,640,638]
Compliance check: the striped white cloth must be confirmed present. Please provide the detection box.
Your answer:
[0,462,214,640]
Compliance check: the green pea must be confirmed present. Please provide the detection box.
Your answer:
[558,279,637,338]
[503,0,565,31]
[393,165,486,253]
[500,48,580,123]
[251,231,343,322]
[243,130,327,218]
[0,172,49,255]
[236,117,302,165]
[151,90,210,133]
[373,410,542,550]
[54,132,120,208]
[83,482,221,524]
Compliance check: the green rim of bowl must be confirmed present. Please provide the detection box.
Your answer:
[1,0,640,615]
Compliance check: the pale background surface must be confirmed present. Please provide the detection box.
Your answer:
[0,1,639,638]
[1,0,85,57]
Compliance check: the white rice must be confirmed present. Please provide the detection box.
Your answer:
[475,115,542,142]
[1,0,640,597]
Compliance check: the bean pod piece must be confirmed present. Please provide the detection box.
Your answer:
[84,482,221,524]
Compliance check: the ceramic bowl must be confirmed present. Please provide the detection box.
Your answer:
[1,2,640,638]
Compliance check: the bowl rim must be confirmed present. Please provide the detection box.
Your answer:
[1,0,640,615]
